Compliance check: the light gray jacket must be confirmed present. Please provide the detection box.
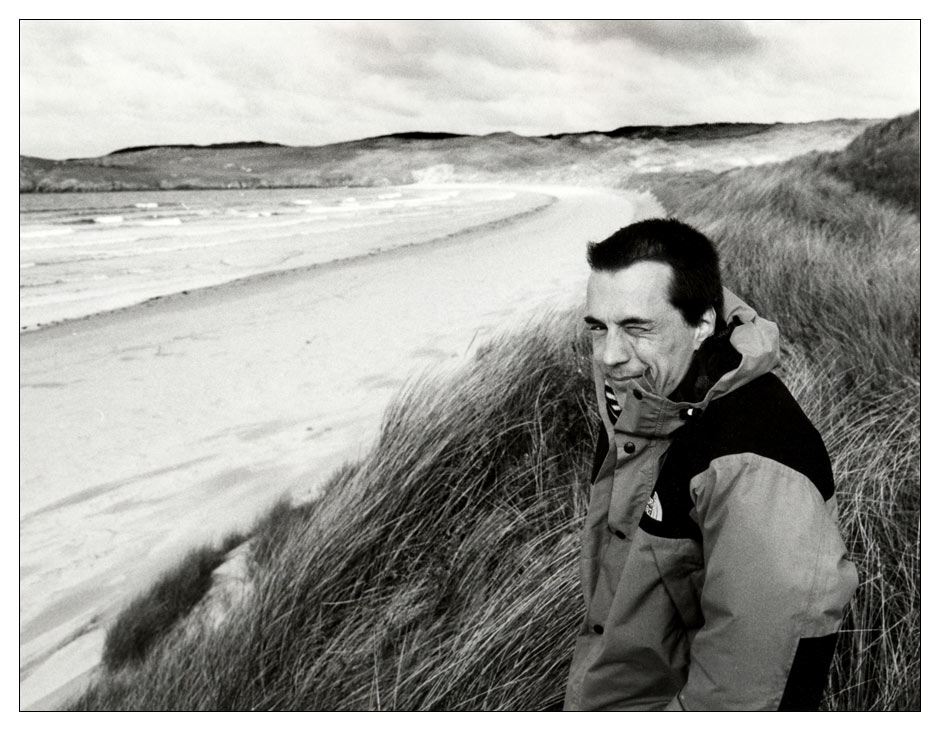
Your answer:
[564,291,858,711]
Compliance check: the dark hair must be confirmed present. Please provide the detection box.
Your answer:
[586,218,724,325]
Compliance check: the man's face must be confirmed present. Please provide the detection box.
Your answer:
[584,261,714,399]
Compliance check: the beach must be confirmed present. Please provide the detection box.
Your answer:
[20,183,661,709]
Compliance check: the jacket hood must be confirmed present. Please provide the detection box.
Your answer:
[704,288,780,402]
[596,288,780,439]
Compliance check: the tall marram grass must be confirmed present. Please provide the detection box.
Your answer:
[70,116,919,710]
[820,109,920,217]
[70,312,596,710]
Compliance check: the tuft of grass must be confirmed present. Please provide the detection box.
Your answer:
[245,461,360,573]
[70,113,919,710]
[101,533,245,671]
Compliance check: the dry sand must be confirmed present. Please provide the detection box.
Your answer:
[19,183,662,709]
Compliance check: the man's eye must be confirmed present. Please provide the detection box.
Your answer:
[587,324,605,332]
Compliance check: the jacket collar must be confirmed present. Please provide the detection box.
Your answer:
[667,315,742,404]
[598,288,780,439]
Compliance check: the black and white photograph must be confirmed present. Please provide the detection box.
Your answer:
[19,18,921,711]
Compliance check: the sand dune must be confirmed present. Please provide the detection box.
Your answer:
[19,183,661,709]
[19,118,875,193]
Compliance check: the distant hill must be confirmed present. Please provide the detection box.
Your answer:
[106,141,286,156]
[364,132,469,142]
[19,119,880,193]
[543,121,778,141]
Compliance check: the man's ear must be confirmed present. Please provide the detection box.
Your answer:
[693,307,717,348]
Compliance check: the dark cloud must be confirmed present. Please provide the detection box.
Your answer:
[532,19,762,60]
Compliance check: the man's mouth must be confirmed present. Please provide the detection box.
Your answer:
[608,372,643,384]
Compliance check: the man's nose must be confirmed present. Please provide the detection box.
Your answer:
[601,330,634,366]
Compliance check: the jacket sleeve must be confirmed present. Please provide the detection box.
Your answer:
[669,453,858,711]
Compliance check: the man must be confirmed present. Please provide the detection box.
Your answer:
[564,219,858,711]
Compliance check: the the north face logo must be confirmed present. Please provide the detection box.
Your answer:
[645,492,663,522]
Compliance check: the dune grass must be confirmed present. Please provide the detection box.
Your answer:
[819,109,920,217]
[101,533,245,671]
[69,114,919,710]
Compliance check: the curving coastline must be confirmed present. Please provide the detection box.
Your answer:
[19,185,557,333]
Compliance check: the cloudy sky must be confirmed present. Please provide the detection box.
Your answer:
[19,19,920,160]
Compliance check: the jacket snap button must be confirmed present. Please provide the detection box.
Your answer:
[623,442,636,454]
[614,530,626,539]
[632,389,643,400]
[592,624,604,635]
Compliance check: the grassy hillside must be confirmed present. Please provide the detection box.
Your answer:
[67,114,919,710]
[820,110,920,215]
[20,119,875,192]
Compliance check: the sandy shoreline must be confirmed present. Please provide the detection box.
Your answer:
[19,184,555,333]
[20,183,662,709]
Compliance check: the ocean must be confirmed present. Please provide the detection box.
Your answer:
[19,185,548,330]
